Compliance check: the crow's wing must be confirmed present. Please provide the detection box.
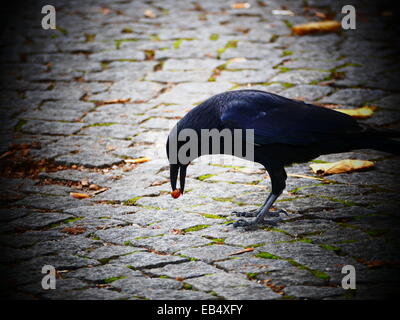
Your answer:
[220,90,362,146]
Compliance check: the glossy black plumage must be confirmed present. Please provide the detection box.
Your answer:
[167,90,400,228]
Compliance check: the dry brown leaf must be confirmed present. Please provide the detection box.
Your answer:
[100,7,111,15]
[0,151,14,159]
[310,159,374,175]
[315,11,328,19]
[89,184,101,190]
[334,106,376,119]
[124,157,151,164]
[150,180,168,187]
[70,192,91,199]
[292,20,341,35]
[102,98,131,104]
[231,2,251,9]
[62,226,86,235]
[171,228,185,235]
[93,187,108,195]
[81,178,89,187]
[229,247,254,256]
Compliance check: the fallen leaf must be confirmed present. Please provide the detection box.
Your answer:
[144,9,156,18]
[62,226,86,235]
[310,159,374,175]
[150,180,168,187]
[0,151,15,159]
[70,192,91,199]
[93,187,108,195]
[292,20,341,35]
[315,11,328,19]
[229,247,254,256]
[101,98,131,105]
[171,228,185,235]
[81,178,89,187]
[231,2,251,9]
[227,57,247,64]
[271,9,294,16]
[89,184,101,190]
[100,7,111,15]
[334,106,376,119]
[124,157,151,164]
[287,173,326,181]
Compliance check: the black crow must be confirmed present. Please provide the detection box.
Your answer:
[166,90,400,228]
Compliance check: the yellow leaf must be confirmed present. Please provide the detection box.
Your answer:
[70,192,91,199]
[310,159,374,175]
[334,106,376,119]
[124,157,151,164]
[231,2,251,9]
[292,20,341,35]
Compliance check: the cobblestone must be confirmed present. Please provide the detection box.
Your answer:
[0,0,399,300]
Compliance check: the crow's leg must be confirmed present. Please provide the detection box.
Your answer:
[233,193,279,217]
[233,166,287,228]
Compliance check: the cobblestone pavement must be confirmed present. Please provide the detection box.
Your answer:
[1,0,400,300]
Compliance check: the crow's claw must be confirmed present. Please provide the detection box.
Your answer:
[233,210,258,217]
[261,217,282,226]
[268,211,280,217]
[276,209,289,216]
[232,219,257,229]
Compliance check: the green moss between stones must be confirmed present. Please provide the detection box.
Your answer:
[256,251,280,260]
[281,50,293,57]
[202,213,225,219]
[246,273,258,280]
[182,283,193,290]
[257,251,330,281]
[184,224,210,232]
[197,174,216,181]
[48,217,83,229]
[15,119,27,131]
[87,122,117,127]
[212,197,233,202]
[123,196,143,206]
[210,33,219,40]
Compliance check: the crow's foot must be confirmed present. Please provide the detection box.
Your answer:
[233,209,259,217]
[232,219,258,229]
[273,209,289,216]
[233,208,288,218]
[232,216,282,229]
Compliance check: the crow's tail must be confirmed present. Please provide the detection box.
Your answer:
[368,138,400,155]
[355,124,400,155]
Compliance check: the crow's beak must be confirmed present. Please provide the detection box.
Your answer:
[179,165,187,194]
[170,164,179,191]
[169,164,188,194]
